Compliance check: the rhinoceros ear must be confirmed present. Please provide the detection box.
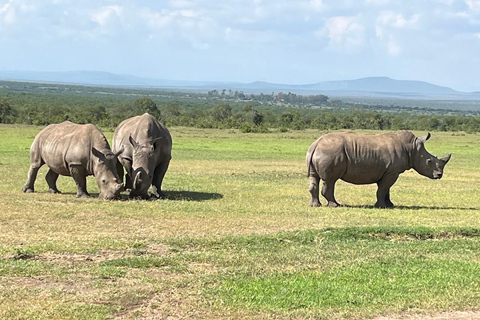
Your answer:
[417,132,431,144]
[92,147,106,161]
[129,135,139,149]
[153,137,163,150]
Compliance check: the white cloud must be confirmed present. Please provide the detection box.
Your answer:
[376,11,420,30]
[322,16,365,51]
[91,5,123,28]
[0,0,16,25]
[310,0,324,11]
[465,0,480,11]
[375,11,421,52]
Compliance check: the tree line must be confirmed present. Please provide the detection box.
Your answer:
[1,83,480,133]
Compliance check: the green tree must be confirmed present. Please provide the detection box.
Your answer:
[0,98,16,123]
[209,104,232,122]
[133,98,161,119]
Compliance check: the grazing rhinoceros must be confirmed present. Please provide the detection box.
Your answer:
[112,113,172,199]
[306,131,451,208]
[22,121,124,199]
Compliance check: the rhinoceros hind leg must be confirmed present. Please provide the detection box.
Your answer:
[46,169,61,194]
[322,180,341,207]
[69,165,90,198]
[308,176,321,207]
[23,163,43,193]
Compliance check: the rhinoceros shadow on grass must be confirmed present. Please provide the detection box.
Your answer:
[163,191,223,201]
[343,204,479,211]
[34,190,223,202]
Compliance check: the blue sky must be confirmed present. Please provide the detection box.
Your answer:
[1,0,480,91]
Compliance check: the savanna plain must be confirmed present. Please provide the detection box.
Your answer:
[1,125,480,320]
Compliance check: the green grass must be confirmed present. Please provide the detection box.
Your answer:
[0,124,480,319]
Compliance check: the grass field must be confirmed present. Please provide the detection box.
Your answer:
[0,124,479,319]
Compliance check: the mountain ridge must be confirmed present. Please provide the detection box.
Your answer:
[0,70,478,99]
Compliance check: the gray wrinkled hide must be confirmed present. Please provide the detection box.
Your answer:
[112,113,172,199]
[22,121,123,199]
[306,130,451,208]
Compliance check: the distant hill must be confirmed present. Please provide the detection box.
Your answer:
[306,77,458,95]
[1,70,479,100]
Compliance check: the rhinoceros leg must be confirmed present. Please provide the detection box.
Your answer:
[46,169,61,194]
[69,165,90,198]
[151,160,170,199]
[322,179,340,207]
[385,191,394,208]
[375,174,398,208]
[22,159,45,193]
[308,175,321,207]
[116,161,125,191]
[122,162,133,191]
[23,166,41,193]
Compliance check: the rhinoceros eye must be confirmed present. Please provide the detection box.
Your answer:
[426,159,432,165]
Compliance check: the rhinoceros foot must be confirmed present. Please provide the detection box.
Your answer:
[151,190,167,200]
[22,186,34,193]
[326,201,341,207]
[309,200,321,207]
[374,202,395,209]
[76,192,90,198]
[48,188,61,194]
[129,193,150,200]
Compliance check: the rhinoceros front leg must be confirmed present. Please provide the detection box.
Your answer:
[322,179,340,207]
[308,175,321,207]
[123,162,133,192]
[385,191,394,208]
[69,165,90,198]
[46,169,61,194]
[116,161,125,191]
[151,160,170,199]
[375,173,398,208]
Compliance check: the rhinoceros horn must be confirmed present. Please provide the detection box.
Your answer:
[114,147,123,158]
[133,171,141,190]
[441,153,451,164]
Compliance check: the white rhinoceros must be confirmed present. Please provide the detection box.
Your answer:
[112,113,172,199]
[23,121,123,199]
[306,130,451,208]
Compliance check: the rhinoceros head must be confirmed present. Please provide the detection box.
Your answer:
[412,133,451,179]
[92,148,124,200]
[128,135,163,199]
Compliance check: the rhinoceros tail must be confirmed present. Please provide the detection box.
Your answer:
[306,137,321,177]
